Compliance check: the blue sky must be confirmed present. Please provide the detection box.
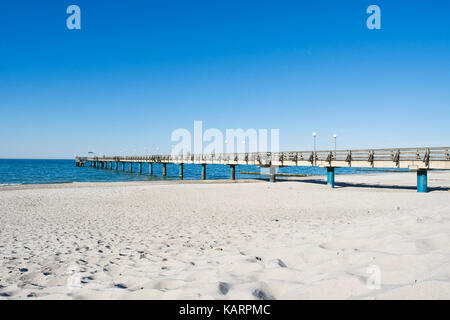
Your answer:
[0,0,449,158]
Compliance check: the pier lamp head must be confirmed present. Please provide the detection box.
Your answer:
[312,132,317,137]
[333,134,337,138]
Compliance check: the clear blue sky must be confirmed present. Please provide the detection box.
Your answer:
[1,0,449,158]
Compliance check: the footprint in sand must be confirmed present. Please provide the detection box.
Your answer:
[218,282,230,295]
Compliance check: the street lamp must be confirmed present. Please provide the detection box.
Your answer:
[312,132,317,151]
[333,134,337,155]
[312,132,317,165]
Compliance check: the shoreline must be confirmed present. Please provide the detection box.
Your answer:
[0,170,426,192]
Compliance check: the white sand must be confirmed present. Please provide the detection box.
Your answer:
[0,171,449,300]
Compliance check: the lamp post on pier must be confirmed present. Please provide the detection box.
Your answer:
[333,134,337,156]
[312,132,317,165]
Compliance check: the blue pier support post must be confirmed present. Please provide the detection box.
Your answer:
[163,163,167,177]
[115,161,119,171]
[130,162,133,173]
[230,165,236,180]
[149,163,153,175]
[327,167,335,188]
[417,170,428,193]
[139,162,143,174]
[179,163,184,179]
[122,162,125,172]
[201,164,206,180]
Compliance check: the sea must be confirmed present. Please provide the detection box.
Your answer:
[0,159,409,185]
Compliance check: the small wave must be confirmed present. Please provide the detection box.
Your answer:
[21,181,74,185]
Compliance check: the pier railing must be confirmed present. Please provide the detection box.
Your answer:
[78,147,450,170]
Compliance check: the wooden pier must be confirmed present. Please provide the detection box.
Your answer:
[75,147,450,192]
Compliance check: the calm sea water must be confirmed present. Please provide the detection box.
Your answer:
[0,159,409,185]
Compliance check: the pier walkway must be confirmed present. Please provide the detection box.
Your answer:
[76,147,450,192]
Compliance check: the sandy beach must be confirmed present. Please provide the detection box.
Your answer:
[0,171,449,300]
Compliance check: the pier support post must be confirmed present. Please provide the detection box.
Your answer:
[122,162,125,172]
[417,170,428,193]
[110,161,113,169]
[327,167,335,188]
[149,163,153,175]
[201,164,206,180]
[269,165,276,183]
[179,163,184,179]
[163,163,167,177]
[230,165,236,180]
[130,162,133,173]
[101,162,105,169]
[116,161,119,171]
[139,162,143,174]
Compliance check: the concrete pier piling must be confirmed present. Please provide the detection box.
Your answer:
[269,165,276,183]
[149,163,153,175]
[417,170,428,193]
[163,163,167,177]
[179,163,184,179]
[230,165,236,180]
[327,167,335,188]
[201,164,206,180]
[122,162,125,172]
[116,161,119,171]
[129,162,133,173]
[139,162,143,174]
